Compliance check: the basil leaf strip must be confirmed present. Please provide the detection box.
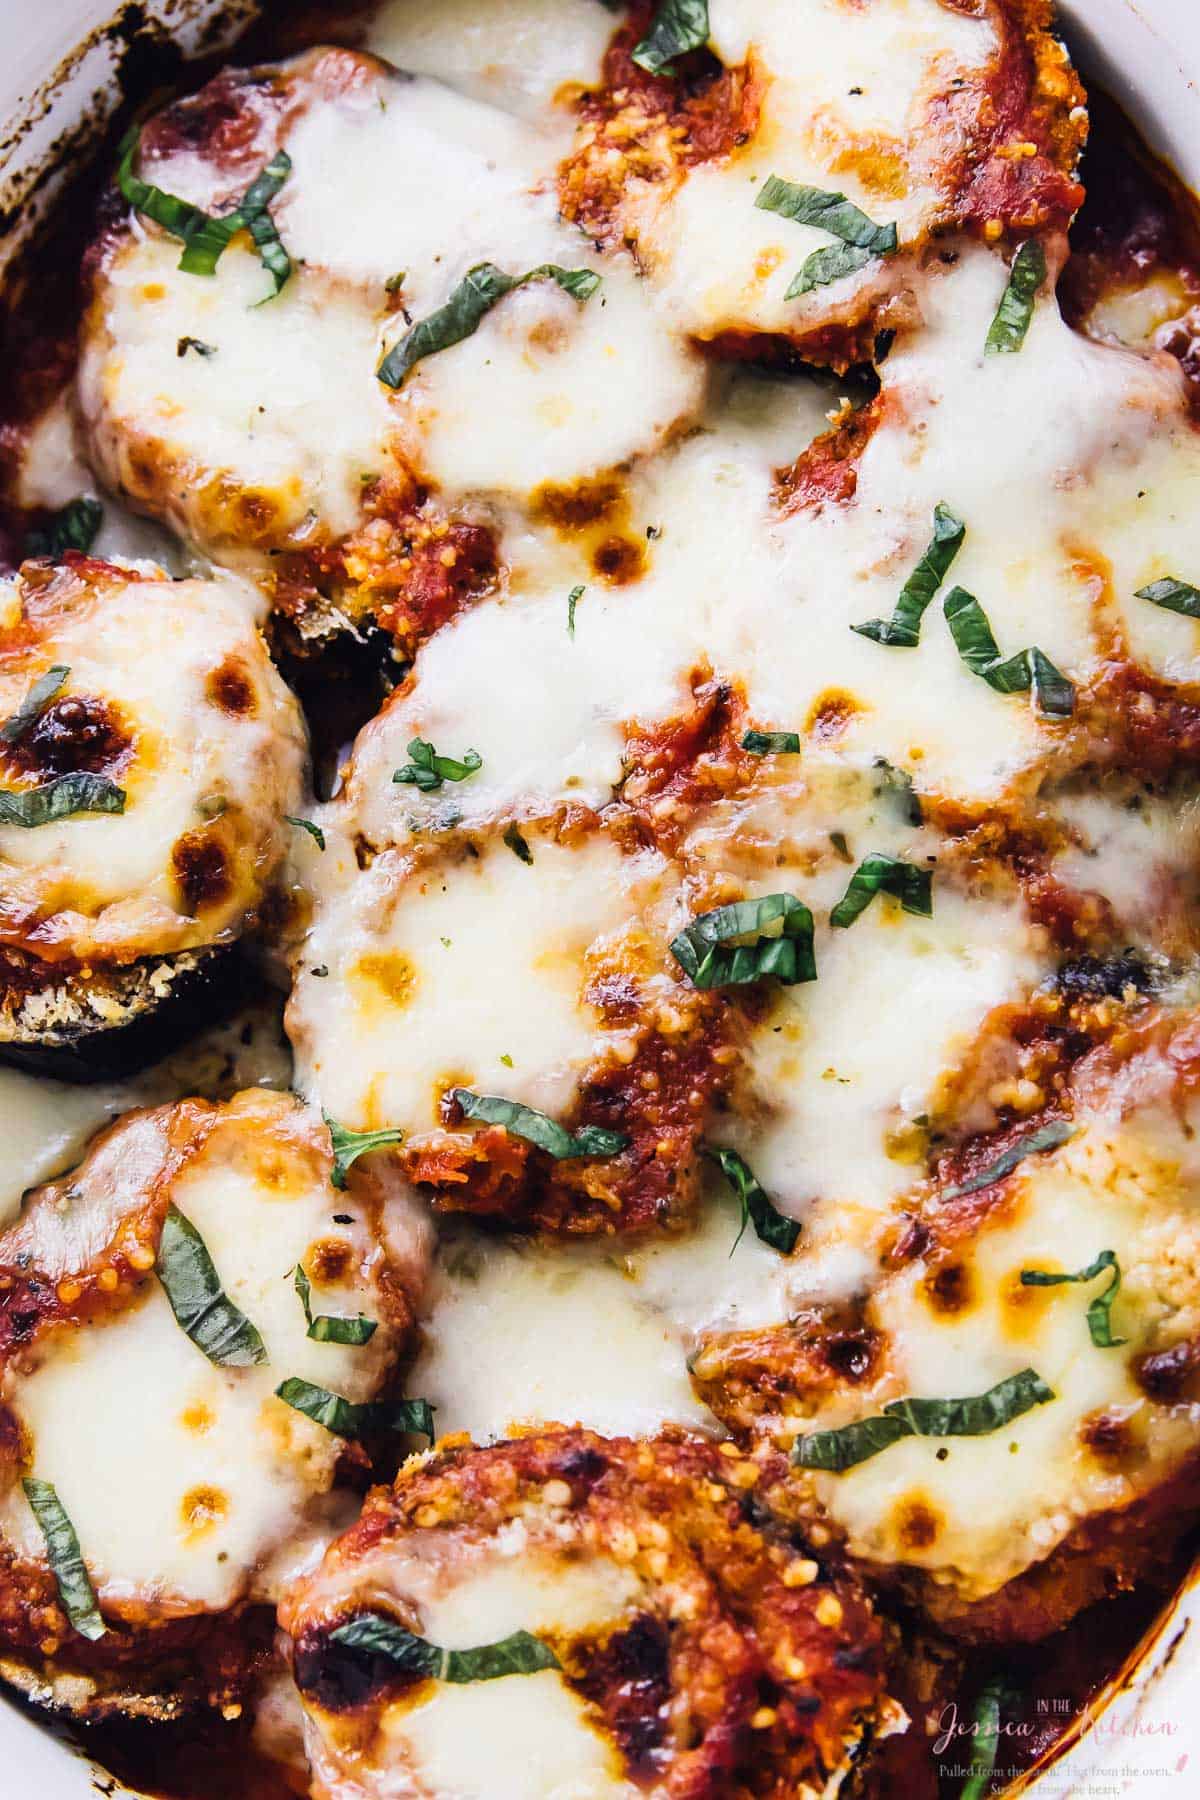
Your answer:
[961,1677,1019,1800]
[452,1089,629,1159]
[117,125,240,275]
[0,774,126,829]
[1136,576,1200,618]
[742,729,801,755]
[852,504,965,646]
[24,497,103,560]
[239,150,293,298]
[943,587,1074,716]
[503,822,533,864]
[156,1204,267,1366]
[756,174,898,258]
[117,127,293,293]
[703,1144,800,1255]
[985,240,1047,354]
[377,262,601,389]
[670,893,816,990]
[942,1120,1075,1200]
[330,1612,559,1683]
[275,1378,434,1443]
[0,666,69,744]
[793,1368,1055,1471]
[294,1265,378,1346]
[392,738,482,792]
[631,0,709,75]
[324,1114,406,1190]
[830,854,933,929]
[286,815,326,851]
[22,1478,107,1641]
[567,584,584,636]
[785,240,874,298]
[1020,1249,1126,1348]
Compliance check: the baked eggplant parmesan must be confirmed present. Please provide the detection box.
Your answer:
[0,555,306,1077]
[2,0,1200,1794]
[0,1088,431,1718]
[281,1427,901,1798]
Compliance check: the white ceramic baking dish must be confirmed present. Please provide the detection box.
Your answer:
[0,0,1198,1792]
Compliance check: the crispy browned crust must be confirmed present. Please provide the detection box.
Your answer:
[558,1,761,246]
[405,1006,737,1236]
[284,1427,895,1797]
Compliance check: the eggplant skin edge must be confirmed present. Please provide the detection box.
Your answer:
[0,945,244,1084]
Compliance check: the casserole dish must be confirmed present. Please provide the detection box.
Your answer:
[1,1,1199,1795]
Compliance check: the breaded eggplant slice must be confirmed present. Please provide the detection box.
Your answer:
[78,47,703,651]
[692,1005,1200,1644]
[0,1089,432,1718]
[280,1427,902,1798]
[560,0,1086,364]
[0,556,306,1078]
[287,810,739,1236]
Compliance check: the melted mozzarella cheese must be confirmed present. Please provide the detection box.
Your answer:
[289,829,675,1136]
[80,238,392,552]
[83,61,703,548]
[619,0,996,341]
[391,1677,635,1800]
[368,0,613,124]
[732,875,1048,1220]
[811,1095,1200,1599]
[412,1233,714,1441]
[369,1548,639,1800]
[0,1094,426,1613]
[0,566,305,959]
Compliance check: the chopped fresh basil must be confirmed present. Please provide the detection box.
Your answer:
[177,336,216,358]
[329,1611,559,1683]
[631,0,709,74]
[942,1120,1074,1200]
[24,496,103,560]
[324,1115,406,1190]
[1020,1249,1125,1348]
[1135,576,1200,618]
[961,1677,1019,1800]
[757,174,896,295]
[793,1368,1055,1471]
[0,666,69,744]
[452,1089,628,1159]
[503,822,533,864]
[943,587,1074,716]
[756,176,898,255]
[670,893,816,990]
[377,262,601,388]
[117,126,292,294]
[239,150,293,298]
[294,1264,377,1346]
[704,1144,800,1255]
[567,584,584,636]
[393,738,482,792]
[742,729,801,755]
[985,240,1046,355]
[275,1378,434,1442]
[286,815,326,851]
[785,240,874,298]
[22,1478,107,1641]
[156,1204,267,1367]
[852,504,965,647]
[830,853,933,929]
[116,125,240,275]
[0,774,126,829]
